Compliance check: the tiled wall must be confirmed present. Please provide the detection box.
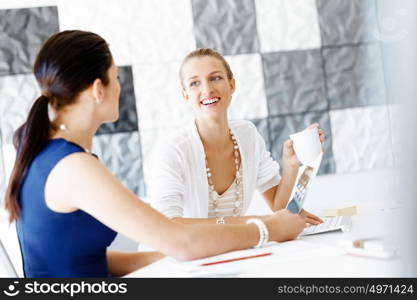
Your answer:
[0,0,397,204]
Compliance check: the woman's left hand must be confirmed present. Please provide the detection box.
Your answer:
[282,123,325,167]
[307,123,325,151]
[299,209,323,225]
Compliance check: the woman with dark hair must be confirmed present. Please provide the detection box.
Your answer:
[5,30,306,278]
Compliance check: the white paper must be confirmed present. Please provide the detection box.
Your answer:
[163,239,344,274]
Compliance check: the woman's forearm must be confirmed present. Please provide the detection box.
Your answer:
[107,250,165,277]
[172,215,267,225]
[272,162,299,211]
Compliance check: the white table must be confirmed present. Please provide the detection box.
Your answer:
[125,205,403,278]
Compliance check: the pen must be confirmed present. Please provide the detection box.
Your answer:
[200,252,272,266]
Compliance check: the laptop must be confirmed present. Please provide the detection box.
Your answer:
[285,153,353,235]
[286,153,322,214]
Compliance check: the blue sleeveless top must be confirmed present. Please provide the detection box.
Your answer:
[16,138,117,278]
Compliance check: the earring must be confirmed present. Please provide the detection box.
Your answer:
[59,124,68,131]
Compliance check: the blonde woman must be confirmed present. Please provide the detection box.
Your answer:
[150,48,324,226]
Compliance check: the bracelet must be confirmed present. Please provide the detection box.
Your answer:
[216,216,225,224]
[246,218,269,248]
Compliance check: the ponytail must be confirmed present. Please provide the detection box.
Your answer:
[5,95,50,222]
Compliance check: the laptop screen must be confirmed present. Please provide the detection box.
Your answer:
[286,153,322,214]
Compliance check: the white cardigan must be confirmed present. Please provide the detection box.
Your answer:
[149,119,281,218]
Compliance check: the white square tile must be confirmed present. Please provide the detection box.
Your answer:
[128,0,196,64]
[1,144,16,182]
[0,146,5,199]
[0,150,5,202]
[330,105,395,173]
[0,74,40,144]
[133,61,194,131]
[387,104,402,167]
[0,216,23,277]
[0,144,16,203]
[0,0,58,9]
[225,53,268,120]
[255,0,321,52]
[58,0,135,66]
[1,0,196,65]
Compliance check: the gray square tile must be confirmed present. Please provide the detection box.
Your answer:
[317,0,378,46]
[324,44,386,110]
[250,118,270,151]
[96,66,138,135]
[92,131,146,197]
[0,6,59,76]
[269,112,336,175]
[262,50,327,116]
[192,0,259,55]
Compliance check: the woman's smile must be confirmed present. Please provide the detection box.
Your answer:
[200,96,220,107]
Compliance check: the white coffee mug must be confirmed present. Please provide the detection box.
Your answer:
[290,127,321,166]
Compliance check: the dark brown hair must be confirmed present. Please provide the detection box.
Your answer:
[179,48,234,88]
[5,30,113,222]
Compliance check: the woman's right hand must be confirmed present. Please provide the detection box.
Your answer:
[264,209,306,242]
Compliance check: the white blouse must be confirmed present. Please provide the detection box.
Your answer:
[148,119,281,219]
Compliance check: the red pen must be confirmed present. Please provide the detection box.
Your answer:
[200,252,273,266]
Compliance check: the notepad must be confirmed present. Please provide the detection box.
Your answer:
[323,206,358,217]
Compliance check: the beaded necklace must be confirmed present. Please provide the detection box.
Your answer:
[205,128,242,217]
